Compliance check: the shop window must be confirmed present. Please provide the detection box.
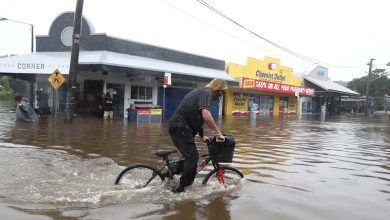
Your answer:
[146,87,152,99]
[131,85,152,100]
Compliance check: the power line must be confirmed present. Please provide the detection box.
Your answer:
[160,0,288,59]
[195,0,366,69]
[195,0,320,63]
[161,0,325,67]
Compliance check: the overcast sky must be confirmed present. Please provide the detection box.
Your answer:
[0,0,389,81]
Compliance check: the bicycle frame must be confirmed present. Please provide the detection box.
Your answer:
[116,136,240,189]
[198,153,227,188]
[157,152,226,188]
[140,151,225,188]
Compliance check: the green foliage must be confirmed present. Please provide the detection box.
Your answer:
[347,65,390,110]
[8,77,29,96]
[0,76,14,98]
[348,77,367,94]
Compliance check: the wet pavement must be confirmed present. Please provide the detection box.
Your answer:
[0,99,389,219]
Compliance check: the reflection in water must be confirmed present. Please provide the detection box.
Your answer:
[0,100,390,219]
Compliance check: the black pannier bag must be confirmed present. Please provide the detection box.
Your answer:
[168,159,184,174]
[208,135,236,163]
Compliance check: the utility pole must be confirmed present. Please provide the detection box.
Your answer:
[365,58,375,116]
[64,0,84,123]
[30,24,34,108]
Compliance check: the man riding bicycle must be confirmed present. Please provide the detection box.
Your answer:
[169,78,227,193]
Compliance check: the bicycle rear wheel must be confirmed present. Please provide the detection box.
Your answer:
[202,166,243,186]
[115,164,163,189]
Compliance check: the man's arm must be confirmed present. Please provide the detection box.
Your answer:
[202,108,220,133]
[202,108,225,141]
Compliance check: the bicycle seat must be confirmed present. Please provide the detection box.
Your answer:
[155,149,177,157]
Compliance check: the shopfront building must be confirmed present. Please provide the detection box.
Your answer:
[0,12,237,120]
[225,56,315,117]
[301,66,359,115]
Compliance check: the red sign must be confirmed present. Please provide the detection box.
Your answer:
[137,109,150,115]
[241,77,315,96]
[164,72,171,85]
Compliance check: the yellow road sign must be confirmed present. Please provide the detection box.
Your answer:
[48,69,65,89]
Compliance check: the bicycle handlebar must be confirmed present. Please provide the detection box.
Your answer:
[205,135,225,144]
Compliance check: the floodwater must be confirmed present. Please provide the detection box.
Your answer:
[0,99,389,220]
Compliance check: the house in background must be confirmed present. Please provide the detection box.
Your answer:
[301,66,359,115]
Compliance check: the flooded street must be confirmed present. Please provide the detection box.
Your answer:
[0,99,389,220]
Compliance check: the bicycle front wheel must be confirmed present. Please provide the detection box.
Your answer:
[202,166,243,186]
[115,164,163,189]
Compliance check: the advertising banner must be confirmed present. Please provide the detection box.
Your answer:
[241,77,315,96]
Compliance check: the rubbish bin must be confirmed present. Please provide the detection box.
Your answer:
[249,110,259,118]
[128,108,150,122]
[249,103,259,118]
[321,105,326,118]
[127,108,162,123]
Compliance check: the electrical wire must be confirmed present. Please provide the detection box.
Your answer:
[160,0,280,59]
[195,0,320,63]
[161,0,326,67]
[195,0,367,69]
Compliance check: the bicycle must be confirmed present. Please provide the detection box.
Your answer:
[115,135,244,190]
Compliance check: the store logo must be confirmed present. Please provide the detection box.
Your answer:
[268,63,277,70]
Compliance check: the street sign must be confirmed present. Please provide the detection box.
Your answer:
[164,72,171,85]
[48,69,65,89]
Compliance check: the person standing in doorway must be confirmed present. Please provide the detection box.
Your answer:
[36,88,50,116]
[103,92,114,119]
[169,78,227,193]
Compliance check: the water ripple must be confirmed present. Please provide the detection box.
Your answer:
[0,101,390,219]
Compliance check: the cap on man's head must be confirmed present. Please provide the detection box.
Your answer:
[205,78,228,90]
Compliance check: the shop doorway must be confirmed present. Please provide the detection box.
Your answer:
[106,83,125,118]
[279,97,288,115]
[83,80,104,116]
[158,87,219,119]
[259,96,273,115]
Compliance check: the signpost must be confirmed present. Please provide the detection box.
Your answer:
[162,72,172,121]
[48,69,65,89]
[48,69,65,119]
[164,72,171,86]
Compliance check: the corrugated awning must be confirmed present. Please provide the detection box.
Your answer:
[303,75,359,96]
[0,51,238,84]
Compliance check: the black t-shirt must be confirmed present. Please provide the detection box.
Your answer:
[103,97,114,111]
[169,87,212,133]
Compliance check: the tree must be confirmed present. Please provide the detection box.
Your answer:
[348,77,367,94]
[0,76,13,98]
[348,64,390,110]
